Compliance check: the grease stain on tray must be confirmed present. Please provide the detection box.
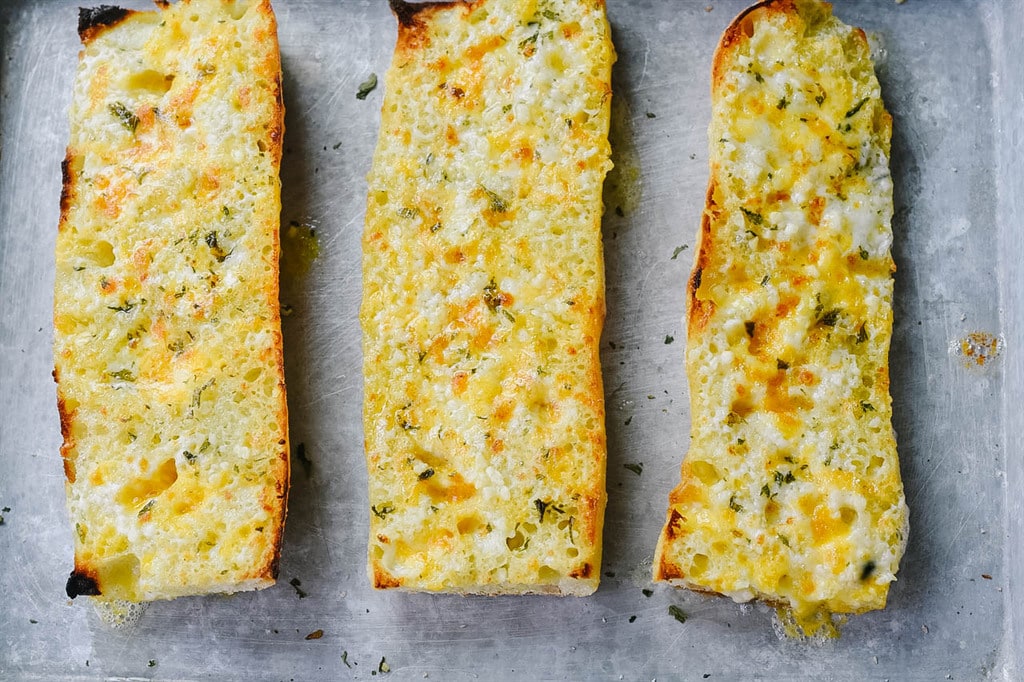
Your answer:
[952,331,1003,368]
[92,599,147,629]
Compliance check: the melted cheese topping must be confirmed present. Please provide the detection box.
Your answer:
[654,0,908,634]
[361,0,613,594]
[54,0,287,601]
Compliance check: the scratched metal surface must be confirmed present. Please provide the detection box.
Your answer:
[0,0,1020,679]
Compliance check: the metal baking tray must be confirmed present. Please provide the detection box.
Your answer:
[2,0,1021,678]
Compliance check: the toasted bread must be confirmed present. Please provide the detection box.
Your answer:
[55,0,288,602]
[361,0,614,595]
[653,0,908,635]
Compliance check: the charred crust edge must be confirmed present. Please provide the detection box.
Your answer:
[388,0,486,29]
[66,570,101,598]
[59,152,75,226]
[77,6,133,42]
[388,0,449,28]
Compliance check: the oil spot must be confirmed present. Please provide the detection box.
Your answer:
[953,331,1003,368]
[281,221,320,278]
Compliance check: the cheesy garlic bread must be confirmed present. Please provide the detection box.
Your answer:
[55,0,288,602]
[361,0,614,595]
[654,0,908,634]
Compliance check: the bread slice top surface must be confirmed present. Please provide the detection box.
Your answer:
[55,0,288,602]
[654,0,908,636]
[361,0,614,595]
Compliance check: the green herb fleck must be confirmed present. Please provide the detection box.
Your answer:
[502,103,512,113]
[418,468,435,480]
[397,207,418,219]
[818,309,841,327]
[845,97,869,118]
[541,8,559,20]
[138,500,155,517]
[289,577,308,599]
[859,247,869,260]
[371,504,395,519]
[341,651,352,668]
[430,222,442,233]
[860,560,876,581]
[754,72,764,83]
[856,324,869,344]
[774,470,796,485]
[815,93,826,106]
[107,301,136,313]
[483,278,504,312]
[107,369,136,382]
[668,605,688,624]
[740,207,764,225]
[378,657,390,674]
[191,378,215,409]
[777,96,789,110]
[482,187,508,213]
[760,275,770,286]
[623,462,643,476]
[664,335,674,345]
[147,660,156,668]
[642,588,654,597]
[646,111,656,119]
[728,495,744,513]
[110,102,139,133]
[745,321,756,338]
[356,73,378,100]
[183,450,196,464]
[519,32,539,51]
[205,231,228,262]
[777,359,789,370]
[778,534,791,547]
[760,484,772,498]
[671,244,688,260]
[860,401,875,412]
[534,498,564,523]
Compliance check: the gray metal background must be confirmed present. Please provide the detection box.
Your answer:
[1,0,1021,679]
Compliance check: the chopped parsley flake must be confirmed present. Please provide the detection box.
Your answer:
[110,102,139,133]
[356,73,378,100]
[668,605,688,624]
[623,462,643,476]
[845,97,870,118]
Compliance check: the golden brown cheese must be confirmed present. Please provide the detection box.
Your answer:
[361,0,614,595]
[55,0,288,602]
[653,0,908,635]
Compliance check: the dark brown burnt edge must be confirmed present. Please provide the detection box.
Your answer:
[59,153,75,227]
[77,6,134,42]
[66,569,102,598]
[388,0,481,28]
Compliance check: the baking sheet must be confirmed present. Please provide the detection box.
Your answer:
[1,0,1021,679]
